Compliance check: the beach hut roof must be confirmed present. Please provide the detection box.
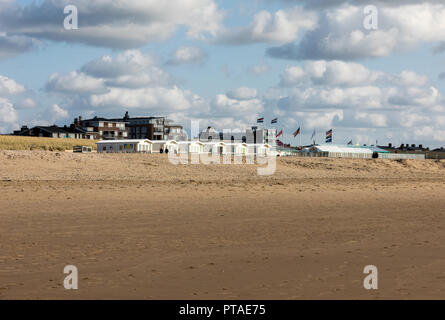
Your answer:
[314,145,373,154]
[201,141,226,146]
[96,139,153,144]
[225,142,248,146]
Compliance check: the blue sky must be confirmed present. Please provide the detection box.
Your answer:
[1,0,445,148]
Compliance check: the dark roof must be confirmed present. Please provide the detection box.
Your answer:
[128,116,165,120]
[36,126,69,134]
[34,126,85,134]
[81,116,127,123]
[63,127,86,134]
[378,145,430,152]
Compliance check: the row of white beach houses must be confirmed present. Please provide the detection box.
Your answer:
[96,139,274,156]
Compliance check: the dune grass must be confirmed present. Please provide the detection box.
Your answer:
[0,135,98,151]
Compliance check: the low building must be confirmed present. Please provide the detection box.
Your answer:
[13,125,86,139]
[379,143,429,152]
[257,144,272,156]
[276,146,297,157]
[202,141,227,155]
[97,139,182,154]
[306,145,376,158]
[303,144,425,159]
[246,143,273,156]
[225,143,249,155]
[73,146,93,153]
[96,138,274,156]
[151,140,180,153]
[195,141,272,156]
[378,143,438,159]
[97,139,153,153]
[188,141,205,154]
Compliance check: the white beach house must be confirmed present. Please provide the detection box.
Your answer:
[225,143,249,155]
[253,143,272,156]
[177,141,204,154]
[97,139,153,153]
[202,141,227,155]
[150,140,179,153]
[97,139,275,156]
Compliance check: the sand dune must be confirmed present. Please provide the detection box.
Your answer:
[1,151,445,299]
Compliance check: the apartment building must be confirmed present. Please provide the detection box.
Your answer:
[199,126,277,146]
[13,112,185,141]
[125,113,186,141]
[73,116,128,140]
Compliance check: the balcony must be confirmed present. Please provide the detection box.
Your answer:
[102,133,117,140]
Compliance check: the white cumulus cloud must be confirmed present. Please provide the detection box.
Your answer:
[167,47,207,65]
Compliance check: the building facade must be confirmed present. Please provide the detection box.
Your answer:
[73,116,128,140]
[126,114,186,141]
[252,128,277,146]
[199,126,277,146]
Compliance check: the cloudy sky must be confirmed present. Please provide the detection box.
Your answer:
[1,0,445,147]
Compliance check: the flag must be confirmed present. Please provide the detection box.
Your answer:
[271,118,278,124]
[326,129,333,143]
[293,127,300,137]
[277,129,283,137]
[311,129,316,140]
[257,117,264,123]
[277,139,284,147]
[347,140,353,145]
[326,129,332,138]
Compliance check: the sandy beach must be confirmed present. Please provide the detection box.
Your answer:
[1,150,445,299]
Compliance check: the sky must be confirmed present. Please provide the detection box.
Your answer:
[1,0,445,148]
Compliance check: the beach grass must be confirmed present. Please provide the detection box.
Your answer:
[0,135,98,151]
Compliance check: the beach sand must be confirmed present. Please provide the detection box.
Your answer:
[1,150,445,299]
